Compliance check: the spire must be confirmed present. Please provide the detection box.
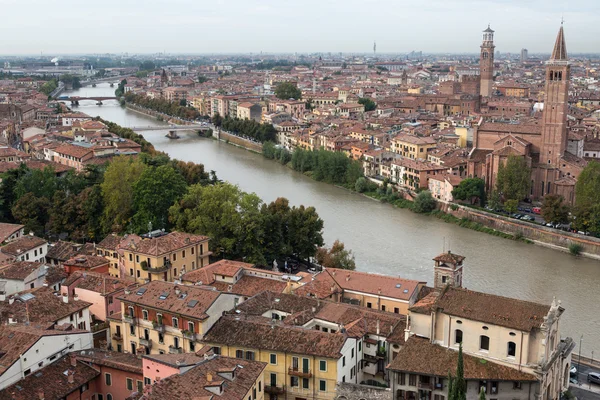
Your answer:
[550,24,567,61]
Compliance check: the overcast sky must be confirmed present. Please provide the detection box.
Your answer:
[1,0,598,55]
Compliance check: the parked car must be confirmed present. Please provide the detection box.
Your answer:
[532,207,541,215]
[522,215,535,222]
[570,366,577,376]
[588,372,600,385]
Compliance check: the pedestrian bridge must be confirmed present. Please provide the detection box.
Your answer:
[130,125,209,132]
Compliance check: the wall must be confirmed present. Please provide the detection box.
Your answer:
[214,129,263,153]
[440,203,600,259]
[142,358,180,385]
[94,364,143,400]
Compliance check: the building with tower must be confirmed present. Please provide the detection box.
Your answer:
[480,25,495,97]
[521,48,529,62]
[433,251,464,289]
[467,24,587,204]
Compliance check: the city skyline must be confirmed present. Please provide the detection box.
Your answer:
[1,0,599,55]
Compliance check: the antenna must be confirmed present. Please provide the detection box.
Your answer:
[442,236,446,253]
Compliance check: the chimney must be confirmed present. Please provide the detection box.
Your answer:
[207,373,213,382]
[346,273,350,281]
[175,286,181,295]
[70,353,77,367]
[0,293,5,302]
[67,371,74,384]
[8,296,15,305]
[73,294,79,301]
[62,294,69,304]
[376,319,380,335]
[37,390,44,400]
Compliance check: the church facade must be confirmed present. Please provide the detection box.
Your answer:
[467,25,587,204]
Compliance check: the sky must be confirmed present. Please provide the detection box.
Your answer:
[1,0,599,55]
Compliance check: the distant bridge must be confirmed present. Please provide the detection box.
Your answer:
[58,96,118,105]
[130,125,209,132]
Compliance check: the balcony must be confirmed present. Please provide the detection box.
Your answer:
[142,260,171,274]
[288,367,312,378]
[182,331,197,341]
[152,322,165,333]
[139,338,152,349]
[169,346,183,354]
[418,381,433,391]
[112,333,123,341]
[123,315,136,324]
[265,385,285,395]
[91,322,109,333]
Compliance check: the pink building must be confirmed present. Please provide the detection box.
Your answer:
[142,353,204,385]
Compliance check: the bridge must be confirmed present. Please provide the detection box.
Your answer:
[130,125,209,132]
[58,96,118,105]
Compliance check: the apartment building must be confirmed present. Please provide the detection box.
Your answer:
[390,134,437,160]
[110,281,238,355]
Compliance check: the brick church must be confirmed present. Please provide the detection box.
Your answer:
[467,24,587,204]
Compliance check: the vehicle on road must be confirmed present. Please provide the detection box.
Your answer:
[570,366,577,376]
[532,207,541,214]
[521,215,535,222]
[588,372,600,385]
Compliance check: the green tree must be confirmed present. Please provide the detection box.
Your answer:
[479,386,486,400]
[260,198,292,263]
[495,155,531,202]
[288,205,324,260]
[355,177,368,193]
[413,190,437,213]
[132,165,187,233]
[504,199,519,214]
[575,161,600,210]
[487,190,501,211]
[452,343,467,400]
[358,97,376,112]
[274,82,302,100]
[115,79,128,97]
[11,193,50,236]
[452,178,486,205]
[0,163,29,221]
[14,166,58,201]
[541,194,569,224]
[101,156,146,233]
[198,76,209,83]
[139,60,156,71]
[315,240,356,270]
[212,113,223,128]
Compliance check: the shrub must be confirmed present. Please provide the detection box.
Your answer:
[450,204,459,211]
[355,177,368,193]
[568,242,583,256]
[413,191,437,213]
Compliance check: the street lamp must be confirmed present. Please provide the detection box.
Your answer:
[578,335,583,374]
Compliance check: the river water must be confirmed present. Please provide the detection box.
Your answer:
[65,84,599,355]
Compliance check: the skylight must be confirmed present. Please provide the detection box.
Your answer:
[158,292,169,300]
[403,289,409,293]
[136,288,147,296]
[395,284,401,288]
[187,300,199,308]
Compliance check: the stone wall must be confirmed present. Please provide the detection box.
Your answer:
[215,129,263,153]
[440,202,600,259]
[335,382,391,400]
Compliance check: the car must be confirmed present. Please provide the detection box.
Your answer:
[570,366,577,376]
[523,215,536,222]
[532,207,541,214]
[588,372,600,385]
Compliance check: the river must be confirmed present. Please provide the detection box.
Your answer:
[65,84,599,356]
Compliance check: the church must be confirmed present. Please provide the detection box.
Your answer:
[467,24,587,204]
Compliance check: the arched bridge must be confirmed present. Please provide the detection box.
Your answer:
[58,96,118,105]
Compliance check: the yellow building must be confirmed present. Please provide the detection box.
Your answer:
[390,133,437,160]
[96,233,124,278]
[454,126,469,148]
[109,280,238,355]
[204,316,357,400]
[119,231,211,284]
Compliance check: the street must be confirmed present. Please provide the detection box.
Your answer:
[570,386,600,400]
[570,362,600,399]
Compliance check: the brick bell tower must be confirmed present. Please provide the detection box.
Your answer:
[540,23,570,168]
[480,25,495,97]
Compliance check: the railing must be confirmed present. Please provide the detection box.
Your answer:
[112,333,123,341]
[288,367,312,378]
[91,322,109,333]
[152,323,165,333]
[139,338,152,349]
[169,346,183,354]
[265,385,286,395]
[182,331,196,341]
[142,263,171,274]
[123,315,136,324]
[418,381,433,390]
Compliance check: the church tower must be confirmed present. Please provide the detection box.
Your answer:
[540,24,570,168]
[433,251,465,289]
[480,25,495,97]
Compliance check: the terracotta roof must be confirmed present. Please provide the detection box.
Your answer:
[0,235,46,256]
[136,356,266,400]
[64,271,136,295]
[0,261,44,280]
[0,223,23,243]
[75,349,142,374]
[63,255,109,270]
[118,281,221,321]
[0,354,100,400]
[46,241,83,262]
[143,352,203,368]
[293,269,342,299]
[326,268,423,301]
[120,232,208,256]
[53,143,94,159]
[204,315,349,358]
[225,275,287,297]
[97,233,124,251]
[388,336,536,381]
[433,251,465,265]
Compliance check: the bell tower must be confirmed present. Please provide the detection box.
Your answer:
[540,24,570,168]
[480,25,495,97]
[433,251,465,289]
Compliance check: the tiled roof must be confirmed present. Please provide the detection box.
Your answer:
[46,241,83,262]
[433,251,465,264]
[136,356,266,400]
[75,349,142,374]
[120,232,208,256]
[64,271,136,295]
[0,235,46,256]
[327,268,424,301]
[293,269,341,299]
[0,354,100,400]
[53,143,94,159]
[204,315,348,358]
[97,233,123,251]
[223,275,287,297]
[63,255,109,270]
[118,281,220,321]
[143,352,203,368]
[388,336,536,381]
[0,223,23,243]
[0,261,44,280]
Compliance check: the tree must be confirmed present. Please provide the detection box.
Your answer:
[100,156,146,233]
[504,199,519,214]
[315,240,356,270]
[139,60,156,71]
[575,161,600,211]
[541,194,569,224]
[14,166,58,201]
[274,82,302,100]
[413,190,437,213]
[358,97,376,112]
[132,165,187,233]
[179,99,187,107]
[487,190,501,211]
[288,205,324,260]
[495,155,531,202]
[355,177,368,193]
[479,387,486,400]
[451,343,467,400]
[198,76,209,84]
[212,113,223,128]
[11,193,50,236]
[452,178,486,205]
[115,79,128,97]
[0,163,29,221]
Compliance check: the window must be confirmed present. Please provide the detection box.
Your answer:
[319,379,327,391]
[188,321,194,332]
[302,378,309,389]
[442,275,447,283]
[129,324,135,336]
[358,341,362,352]
[394,307,399,314]
[182,250,186,258]
[213,346,221,355]
[513,381,522,389]
[507,341,516,357]
[342,356,346,367]
[290,376,299,387]
[480,335,490,351]
[80,383,88,393]
[236,350,243,359]
[455,329,463,344]
[172,317,178,328]
[245,351,255,361]
[173,337,180,349]
[270,354,277,364]
[129,254,133,262]
[105,373,112,386]
[137,380,143,393]
[191,247,195,255]
[144,377,151,385]
[409,374,417,386]
[319,360,327,372]
[351,348,354,358]
[381,305,386,311]
[270,373,277,386]
[98,395,104,400]
[173,253,177,261]
[490,381,498,394]
[126,378,133,391]
[366,302,372,308]
[158,333,164,344]
[142,310,148,320]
